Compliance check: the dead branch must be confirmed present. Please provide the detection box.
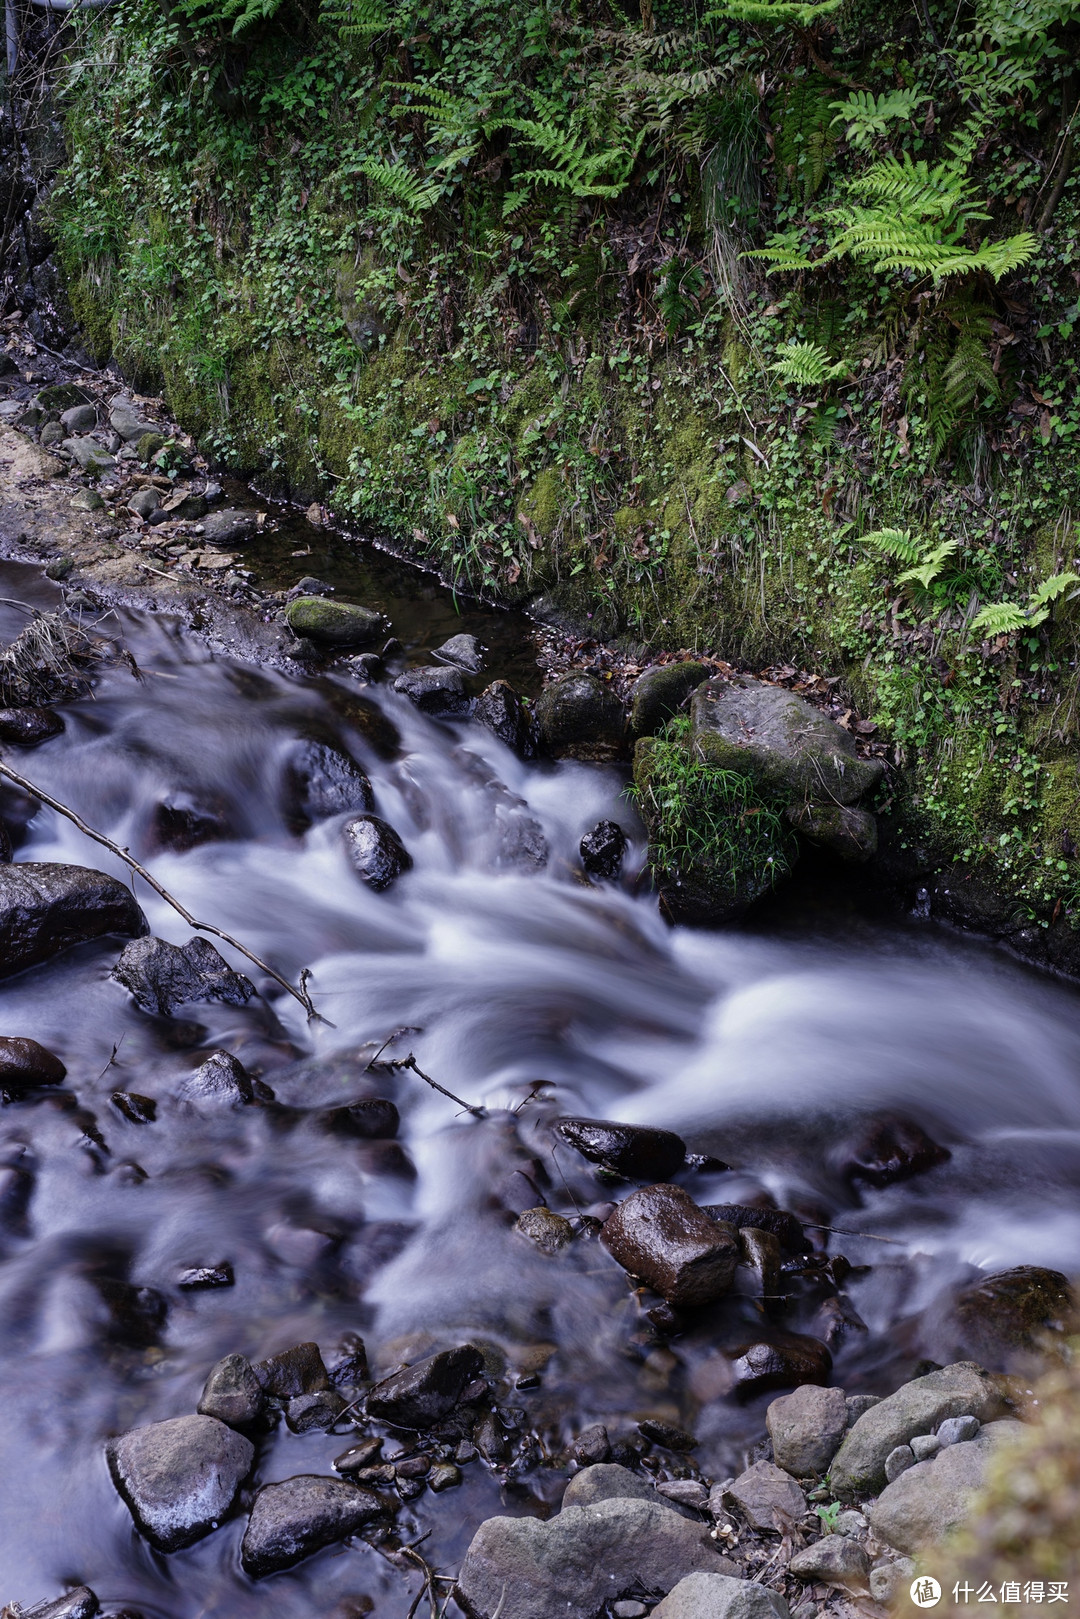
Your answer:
[384,1053,486,1118]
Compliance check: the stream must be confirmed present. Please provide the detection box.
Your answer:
[0,542,1078,1616]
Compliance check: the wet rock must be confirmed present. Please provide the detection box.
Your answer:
[107,1413,254,1553]
[0,1035,66,1090]
[321,686,402,757]
[572,1423,611,1466]
[60,403,97,434]
[0,706,64,745]
[870,1558,917,1605]
[148,791,231,855]
[266,1221,337,1266]
[342,813,413,890]
[367,1343,483,1429]
[0,862,147,977]
[333,1437,383,1474]
[430,1460,462,1491]
[394,664,470,716]
[638,1418,697,1452]
[23,1588,100,1619]
[128,487,160,520]
[473,1408,509,1465]
[726,1334,832,1400]
[651,1574,791,1619]
[322,1098,400,1139]
[136,431,165,463]
[691,675,884,806]
[286,1388,346,1432]
[253,1341,331,1399]
[579,820,628,881]
[111,935,255,1017]
[161,490,208,521]
[786,802,878,863]
[788,1535,870,1592]
[200,508,259,546]
[64,436,116,475]
[602,1185,738,1307]
[866,1421,1025,1553]
[515,1206,574,1254]
[937,1413,979,1447]
[766,1384,849,1478]
[326,1331,368,1388]
[280,737,373,831]
[178,1262,234,1290]
[563,1465,677,1514]
[656,1479,709,1510]
[240,1475,384,1577]
[845,1394,881,1422]
[736,1226,781,1298]
[286,595,384,648]
[178,1050,257,1109]
[829,1361,1010,1498]
[474,680,530,753]
[884,1444,916,1482]
[834,1509,868,1537]
[109,401,157,442]
[556,1118,686,1181]
[840,1114,950,1187]
[433,632,485,672]
[725,1461,806,1532]
[198,1353,265,1428]
[948,1265,1074,1366]
[535,672,626,761]
[455,1497,738,1619]
[630,662,712,739]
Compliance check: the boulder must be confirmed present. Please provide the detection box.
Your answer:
[107,1413,253,1553]
[63,437,116,475]
[788,1534,871,1591]
[474,679,530,753]
[0,862,147,977]
[200,508,259,546]
[535,672,625,761]
[0,1035,66,1089]
[393,664,471,716]
[286,1389,347,1431]
[638,1419,697,1452]
[555,1118,686,1181]
[515,1206,574,1254]
[948,1266,1074,1367]
[198,1353,265,1428]
[280,737,373,831]
[838,1114,950,1187]
[178,1049,257,1109]
[601,1184,738,1307]
[691,675,884,806]
[650,1574,790,1619]
[22,1589,99,1619]
[630,662,711,739]
[240,1475,384,1577]
[321,1098,400,1139]
[342,813,413,890]
[724,1461,806,1532]
[562,1463,691,1517]
[111,935,255,1016]
[253,1340,330,1399]
[786,802,877,863]
[321,686,402,758]
[454,1498,739,1619]
[866,1421,1026,1553]
[161,490,208,521]
[433,632,485,672]
[0,706,64,745]
[60,403,97,434]
[579,820,628,881]
[366,1344,483,1429]
[829,1362,1010,1498]
[109,401,157,442]
[766,1384,849,1477]
[286,595,384,648]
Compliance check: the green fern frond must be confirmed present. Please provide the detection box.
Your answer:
[361,159,443,213]
[745,227,817,270]
[704,0,842,22]
[326,0,394,38]
[770,339,845,386]
[861,528,922,565]
[829,88,930,150]
[896,539,959,590]
[1031,571,1080,610]
[969,601,1029,635]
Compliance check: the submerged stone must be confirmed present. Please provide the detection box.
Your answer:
[280,737,373,831]
[556,1117,686,1180]
[535,672,625,760]
[0,706,64,745]
[367,1344,483,1428]
[0,1035,66,1089]
[342,813,413,890]
[474,679,530,753]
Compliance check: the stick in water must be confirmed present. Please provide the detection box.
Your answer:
[387,1053,486,1119]
[0,758,328,1022]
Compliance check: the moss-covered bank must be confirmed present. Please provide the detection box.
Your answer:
[41,0,1080,940]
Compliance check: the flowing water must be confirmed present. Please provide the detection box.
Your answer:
[0,550,1078,1616]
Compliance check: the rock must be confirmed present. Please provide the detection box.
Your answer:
[725,1461,806,1531]
[280,738,373,831]
[322,1098,400,1139]
[657,1479,709,1510]
[788,1535,871,1592]
[194,507,257,544]
[829,1361,1010,1498]
[786,802,878,863]
[178,1262,233,1289]
[46,548,80,570]
[136,431,166,463]
[936,1414,979,1447]
[333,1437,383,1474]
[948,1266,1074,1366]
[128,486,160,520]
[650,1573,791,1619]
[703,1204,809,1254]
[515,1206,574,1254]
[0,862,147,977]
[834,1509,868,1537]
[474,679,530,752]
[766,1384,849,1477]
[866,1421,1025,1553]
[613,1603,647,1619]
[286,1388,346,1431]
[107,1413,254,1553]
[454,1497,738,1619]
[109,401,157,442]
[691,675,884,806]
[393,664,470,716]
[535,672,625,761]
[253,1341,330,1398]
[579,820,628,881]
[22,1588,100,1619]
[326,1331,368,1388]
[367,1344,483,1429]
[110,1089,156,1123]
[64,436,116,475]
[111,934,255,1016]
[839,1114,950,1187]
[561,1463,684,1516]
[845,1394,881,1422]
[630,662,712,739]
[884,1444,917,1483]
[198,1354,265,1428]
[342,813,413,889]
[572,1424,610,1467]
[286,595,384,648]
[148,791,231,854]
[910,1433,941,1461]
[240,1475,384,1577]
[555,1118,686,1181]
[433,632,485,672]
[321,686,402,757]
[737,1226,781,1298]
[36,385,91,412]
[430,1461,462,1491]
[40,421,65,449]
[178,1049,257,1109]
[725,1334,832,1400]
[0,1035,66,1089]
[0,706,64,745]
[870,1558,917,1605]
[161,490,208,521]
[601,1185,738,1307]
[638,1418,697,1452]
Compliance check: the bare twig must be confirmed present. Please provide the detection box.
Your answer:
[802,1222,906,1245]
[0,757,329,1022]
[385,1053,486,1118]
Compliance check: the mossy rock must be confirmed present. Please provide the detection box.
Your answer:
[137,431,166,464]
[34,384,90,411]
[535,672,626,760]
[786,802,878,863]
[284,596,385,649]
[630,661,711,739]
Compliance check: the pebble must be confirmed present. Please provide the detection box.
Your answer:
[613,1604,648,1618]
[22,1588,100,1619]
[253,1340,330,1399]
[557,1116,686,1180]
[110,1090,156,1123]
[788,1533,871,1591]
[515,1205,574,1254]
[870,1558,917,1604]
[910,1432,941,1461]
[366,1344,483,1429]
[177,1262,234,1290]
[884,1443,917,1482]
[834,1509,868,1538]
[429,1460,462,1492]
[936,1413,980,1447]
[655,1478,709,1509]
[198,1354,264,1428]
[579,819,628,880]
[432,632,485,672]
[334,1437,383,1473]
[724,1460,806,1532]
[240,1475,384,1578]
[342,813,413,890]
[638,1418,697,1452]
[286,1388,346,1432]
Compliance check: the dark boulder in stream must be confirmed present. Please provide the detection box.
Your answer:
[0,862,147,976]
[111,935,255,1016]
[343,813,413,890]
[280,736,374,830]
[702,1204,810,1255]
[285,595,384,648]
[178,1049,261,1109]
[579,820,628,881]
[394,664,470,716]
[556,1117,686,1180]
[839,1114,950,1188]
[474,679,530,753]
[198,1353,265,1428]
[433,632,486,672]
[947,1265,1074,1367]
[629,661,711,739]
[367,1343,484,1428]
[199,508,259,545]
[22,1589,99,1619]
[535,672,625,761]
[0,705,64,745]
[602,1185,739,1306]
[240,1475,385,1577]
[107,1413,254,1553]
[0,1035,66,1089]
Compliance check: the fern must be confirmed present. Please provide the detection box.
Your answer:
[896,539,959,591]
[829,89,930,151]
[861,528,923,566]
[360,159,443,213]
[325,0,396,38]
[499,95,644,216]
[770,338,845,386]
[775,76,836,206]
[969,573,1080,636]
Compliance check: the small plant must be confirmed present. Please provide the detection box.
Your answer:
[829,89,931,151]
[815,1501,843,1532]
[970,573,1080,638]
[770,339,845,388]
